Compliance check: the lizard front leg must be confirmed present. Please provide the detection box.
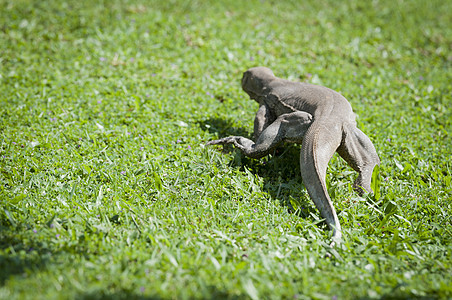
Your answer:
[253,104,275,141]
[207,111,313,159]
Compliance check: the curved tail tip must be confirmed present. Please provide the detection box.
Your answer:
[330,229,342,247]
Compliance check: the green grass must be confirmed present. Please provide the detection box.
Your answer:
[0,0,451,299]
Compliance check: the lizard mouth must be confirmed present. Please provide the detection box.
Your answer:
[242,74,259,100]
[247,91,258,100]
[241,73,249,90]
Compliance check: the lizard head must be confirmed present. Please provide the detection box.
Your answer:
[241,67,275,103]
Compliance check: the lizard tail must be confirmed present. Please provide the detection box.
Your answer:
[300,119,343,241]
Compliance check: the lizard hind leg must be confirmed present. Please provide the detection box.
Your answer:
[337,123,380,195]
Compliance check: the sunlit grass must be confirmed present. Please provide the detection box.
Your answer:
[0,0,451,299]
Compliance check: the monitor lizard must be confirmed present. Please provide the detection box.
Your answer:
[207,67,380,244]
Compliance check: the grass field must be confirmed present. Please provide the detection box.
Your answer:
[1,0,451,299]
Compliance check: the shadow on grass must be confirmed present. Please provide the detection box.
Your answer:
[0,225,51,286]
[198,117,251,139]
[76,291,162,300]
[76,288,440,300]
[201,117,318,220]
[234,145,319,219]
[76,289,247,300]
[357,295,441,300]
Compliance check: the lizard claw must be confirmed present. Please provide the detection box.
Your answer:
[205,139,219,146]
[206,136,237,146]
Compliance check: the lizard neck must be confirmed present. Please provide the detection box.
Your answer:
[263,92,298,115]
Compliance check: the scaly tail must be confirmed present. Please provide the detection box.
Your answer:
[300,119,343,242]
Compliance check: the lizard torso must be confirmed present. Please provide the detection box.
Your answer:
[243,67,356,125]
[269,82,357,126]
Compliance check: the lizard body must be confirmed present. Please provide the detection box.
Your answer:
[207,67,380,243]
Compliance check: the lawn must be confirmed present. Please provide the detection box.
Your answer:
[0,0,451,299]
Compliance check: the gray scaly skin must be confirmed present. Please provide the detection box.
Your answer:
[207,67,380,243]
